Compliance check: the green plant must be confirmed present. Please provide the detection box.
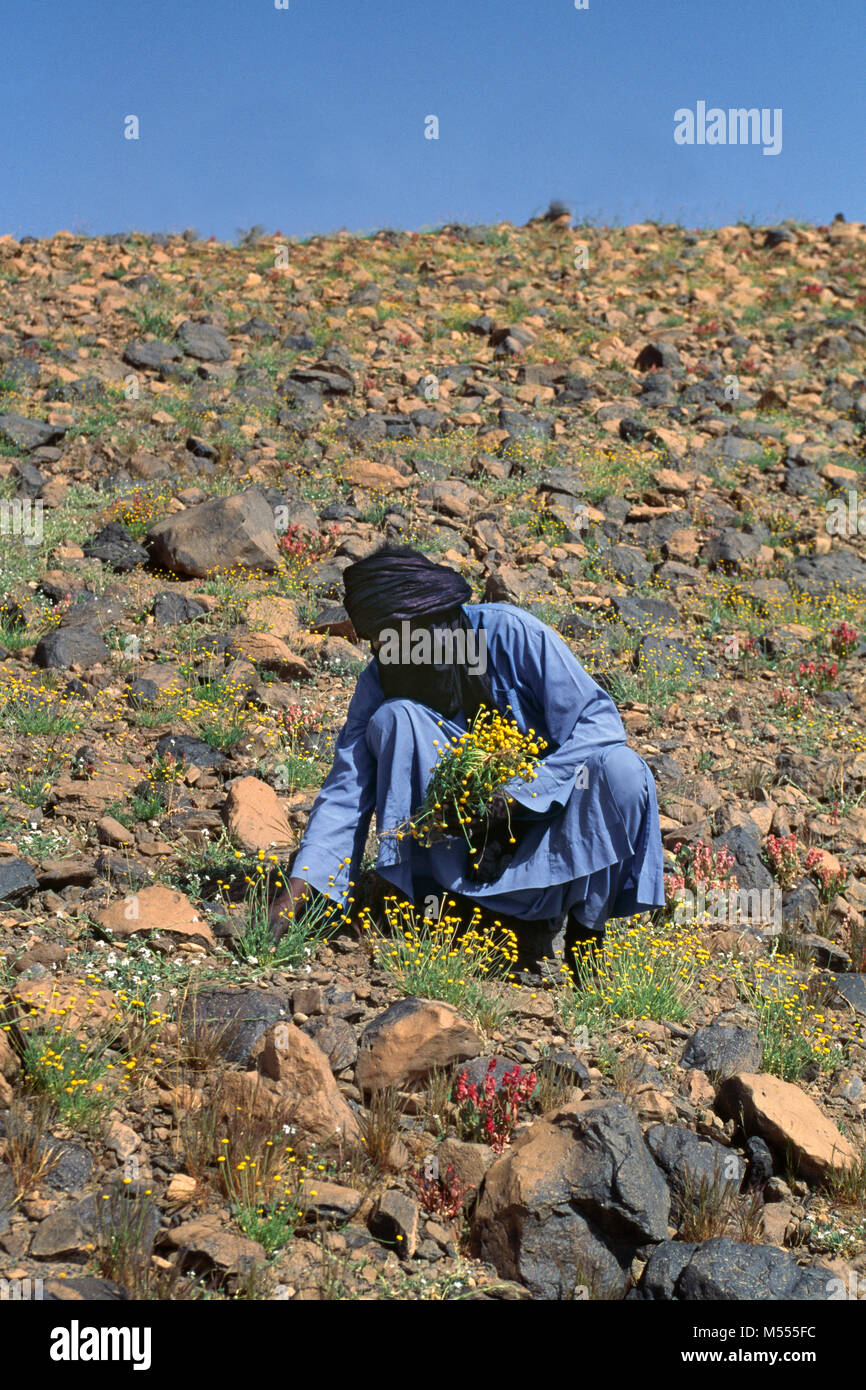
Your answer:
[20,1028,116,1128]
[533,1052,579,1113]
[405,706,546,854]
[231,858,343,970]
[93,1185,158,1294]
[559,915,711,1029]
[129,299,176,339]
[234,1197,305,1255]
[358,1087,406,1174]
[732,952,845,1080]
[362,895,517,1026]
[1,1095,61,1199]
[825,1149,866,1206]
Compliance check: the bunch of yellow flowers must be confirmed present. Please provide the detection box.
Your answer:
[410,704,547,850]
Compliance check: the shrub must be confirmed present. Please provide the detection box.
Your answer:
[362,894,517,1025]
[453,1058,537,1154]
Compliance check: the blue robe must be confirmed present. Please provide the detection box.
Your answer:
[291,602,665,933]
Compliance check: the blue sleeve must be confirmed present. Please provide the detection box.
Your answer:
[290,664,382,902]
[487,610,627,815]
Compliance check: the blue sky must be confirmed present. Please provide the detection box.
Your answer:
[3,0,863,240]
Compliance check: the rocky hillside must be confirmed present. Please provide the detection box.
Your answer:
[0,212,865,1302]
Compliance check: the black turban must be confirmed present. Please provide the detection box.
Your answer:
[342,548,493,719]
[342,549,472,640]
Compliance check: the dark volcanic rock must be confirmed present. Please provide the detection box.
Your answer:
[82,523,148,572]
[152,591,209,625]
[645,1124,746,1198]
[340,414,388,447]
[33,627,110,670]
[58,594,124,630]
[300,1016,358,1072]
[631,1237,835,1300]
[681,1024,764,1081]
[155,733,228,769]
[42,1141,95,1194]
[607,544,653,587]
[474,1100,670,1299]
[0,858,39,904]
[788,550,866,597]
[635,341,681,371]
[781,877,821,931]
[744,1136,775,1186]
[176,320,232,362]
[0,413,66,451]
[180,987,289,1065]
[610,595,680,627]
[712,825,774,892]
[122,340,182,370]
[703,528,763,571]
[831,973,866,1017]
[635,634,715,679]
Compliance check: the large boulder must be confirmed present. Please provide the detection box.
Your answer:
[31,1189,160,1262]
[179,987,289,1066]
[645,1124,746,1205]
[175,320,232,362]
[222,1021,361,1148]
[226,631,311,680]
[716,1073,859,1181]
[146,490,281,578]
[94,885,215,945]
[473,1100,670,1299]
[154,732,228,770]
[703,528,763,572]
[82,524,148,572]
[712,824,774,892]
[123,340,182,370]
[33,627,109,670]
[355,998,481,1095]
[223,775,295,854]
[164,1216,264,1286]
[788,550,866,598]
[0,413,65,451]
[631,1237,834,1300]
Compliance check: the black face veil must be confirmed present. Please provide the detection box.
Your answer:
[342,548,493,719]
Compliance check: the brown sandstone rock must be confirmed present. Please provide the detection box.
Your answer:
[227,631,311,679]
[716,1072,859,1180]
[221,1021,361,1148]
[355,998,482,1094]
[94,884,215,945]
[223,775,295,853]
[146,489,281,577]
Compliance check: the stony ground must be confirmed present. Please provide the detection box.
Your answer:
[0,211,865,1302]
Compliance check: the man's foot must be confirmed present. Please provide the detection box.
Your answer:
[563,917,605,981]
[512,919,560,982]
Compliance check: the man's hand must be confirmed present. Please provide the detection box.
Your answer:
[465,792,519,883]
[269,876,309,943]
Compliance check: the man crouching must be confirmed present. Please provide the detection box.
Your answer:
[270,545,665,973]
